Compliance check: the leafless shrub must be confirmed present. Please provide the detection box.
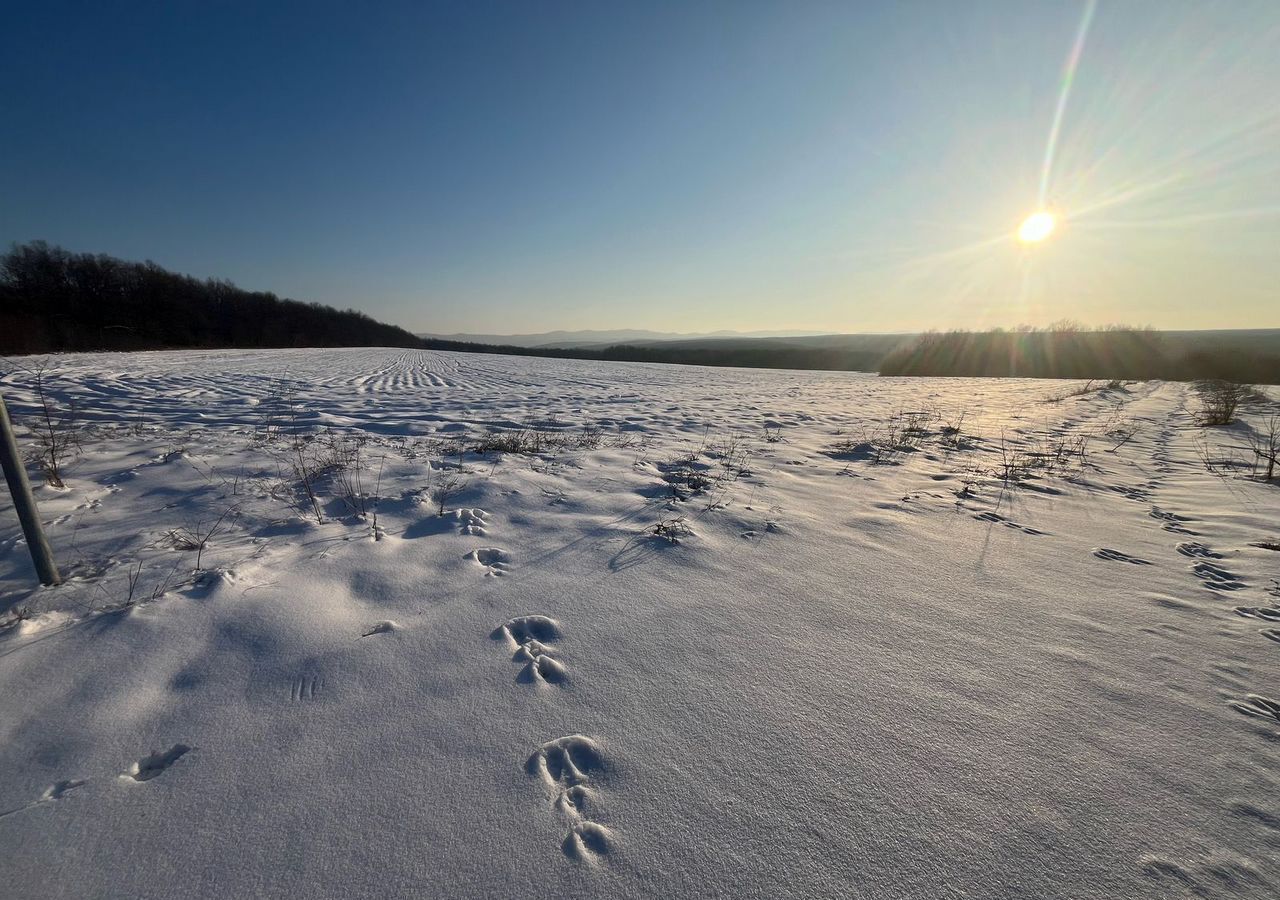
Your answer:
[1043,379,1131,404]
[370,455,387,540]
[604,431,642,451]
[708,433,751,474]
[328,435,372,518]
[473,426,549,455]
[1043,380,1096,404]
[898,410,934,437]
[627,433,655,467]
[1040,432,1091,473]
[0,605,35,631]
[830,410,933,465]
[937,409,975,451]
[429,462,468,516]
[829,432,888,464]
[1099,411,1140,453]
[986,429,1090,486]
[660,450,713,499]
[473,419,627,453]
[650,515,691,543]
[166,504,241,571]
[1193,432,1249,477]
[128,413,152,437]
[1244,415,1280,482]
[250,382,302,445]
[415,436,467,458]
[993,435,1035,485]
[472,420,623,455]
[290,439,327,524]
[574,424,605,450]
[104,559,183,609]
[21,362,81,487]
[214,466,249,498]
[1195,380,1250,426]
[953,473,980,499]
[277,430,358,524]
[699,434,754,509]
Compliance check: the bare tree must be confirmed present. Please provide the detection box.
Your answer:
[1245,415,1280,482]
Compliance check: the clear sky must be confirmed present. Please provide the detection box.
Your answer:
[3,1,1278,334]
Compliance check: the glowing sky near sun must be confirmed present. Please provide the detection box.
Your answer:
[2,1,1278,333]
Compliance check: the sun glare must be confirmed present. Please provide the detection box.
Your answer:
[1017,210,1057,243]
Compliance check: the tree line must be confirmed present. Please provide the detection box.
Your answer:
[0,241,423,354]
[878,325,1280,383]
[417,335,886,372]
[4,242,1276,383]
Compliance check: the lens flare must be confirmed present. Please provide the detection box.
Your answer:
[1017,211,1057,243]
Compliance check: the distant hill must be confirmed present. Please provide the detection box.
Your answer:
[1,242,423,354]
[427,328,1280,383]
[417,328,830,348]
[414,332,905,373]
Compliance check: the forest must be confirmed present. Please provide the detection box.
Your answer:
[0,242,423,354]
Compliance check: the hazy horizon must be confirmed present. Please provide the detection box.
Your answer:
[4,1,1278,334]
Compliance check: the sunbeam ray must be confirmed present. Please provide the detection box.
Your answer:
[1038,0,1098,206]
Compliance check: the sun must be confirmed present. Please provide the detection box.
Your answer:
[1017,210,1057,243]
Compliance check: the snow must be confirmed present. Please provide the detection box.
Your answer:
[1,347,1278,899]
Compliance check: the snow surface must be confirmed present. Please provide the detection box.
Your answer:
[1,348,1278,899]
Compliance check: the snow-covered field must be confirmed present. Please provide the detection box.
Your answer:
[1,348,1278,899]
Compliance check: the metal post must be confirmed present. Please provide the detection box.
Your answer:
[0,392,61,585]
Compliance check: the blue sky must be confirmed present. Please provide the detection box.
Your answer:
[3,1,1278,333]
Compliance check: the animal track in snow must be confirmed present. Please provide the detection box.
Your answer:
[455,507,490,536]
[124,744,191,782]
[1261,629,1280,645]
[528,734,604,787]
[527,735,614,861]
[1093,548,1153,565]
[1191,561,1246,591]
[1175,541,1223,559]
[361,620,398,637]
[467,547,510,576]
[289,675,323,701]
[1231,695,1280,725]
[514,643,568,684]
[1235,606,1280,622]
[40,779,86,801]
[0,779,87,820]
[562,820,615,861]
[493,616,566,684]
[972,510,1045,535]
[493,614,560,645]
[1149,507,1199,535]
[1109,484,1151,502]
[555,784,592,816]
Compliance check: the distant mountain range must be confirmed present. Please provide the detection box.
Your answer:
[416,328,831,348]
